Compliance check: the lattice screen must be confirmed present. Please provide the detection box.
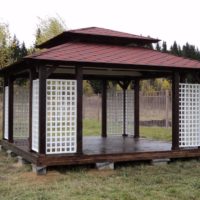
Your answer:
[32,79,39,152]
[107,88,134,135]
[126,90,134,135]
[46,79,77,154]
[179,83,200,147]
[13,85,29,139]
[4,86,9,140]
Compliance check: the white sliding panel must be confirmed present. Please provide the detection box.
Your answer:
[46,79,77,154]
[107,89,123,135]
[126,90,134,135]
[179,83,200,147]
[32,79,39,152]
[4,86,9,140]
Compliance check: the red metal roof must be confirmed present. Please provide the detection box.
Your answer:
[37,27,159,49]
[70,27,158,41]
[29,42,200,69]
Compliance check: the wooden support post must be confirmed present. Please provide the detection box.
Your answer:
[172,72,180,150]
[134,79,140,138]
[76,66,83,154]
[39,67,46,154]
[102,80,107,137]
[8,76,14,143]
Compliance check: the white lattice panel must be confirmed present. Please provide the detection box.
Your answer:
[32,79,39,152]
[126,90,134,135]
[13,85,29,139]
[4,86,9,140]
[179,83,200,147]
[46,79,77,154]
[107,89,123,135]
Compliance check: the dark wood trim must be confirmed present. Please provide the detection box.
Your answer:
[172,72,180,150]
[39,66,47,154]
[37,149,200,167]
[134,79,140,138]
[76,66,83,154]
[8,76,14,143]
[101,80,107,137]
[1,140,38,164]
[117,80,131,136]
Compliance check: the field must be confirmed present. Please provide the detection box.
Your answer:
[1,150,200,200]
[2,120,198,200]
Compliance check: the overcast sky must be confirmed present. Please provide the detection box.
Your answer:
[0,0,200,48]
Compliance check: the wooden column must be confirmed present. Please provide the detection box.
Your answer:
[134,79,140,138]
[172,71,180,150]
[101,80,107,137]
[76,66,83,154]
[39,66,46,154]
[8,76,14,143]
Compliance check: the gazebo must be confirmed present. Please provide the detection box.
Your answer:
[1,27,200,174]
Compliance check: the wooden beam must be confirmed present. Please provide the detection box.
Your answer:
[39,67,46,154]
[76,66,83,154]
[101,80,107,137]
[134,79,140,138]
[8,76,14,143]
[172,71,180,150]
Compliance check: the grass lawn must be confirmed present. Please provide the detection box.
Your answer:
[0,119,179,199]
[1,150,200,200]
[84,119,172,141]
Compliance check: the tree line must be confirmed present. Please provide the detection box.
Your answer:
[0,17,200,93]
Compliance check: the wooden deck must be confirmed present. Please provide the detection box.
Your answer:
[2,136,200,167]
[83,136,171,155]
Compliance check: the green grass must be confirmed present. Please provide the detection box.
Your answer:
[140,126,171,141]
[83,119,101,136]
[1,150,200,200]
[84,119,171,141]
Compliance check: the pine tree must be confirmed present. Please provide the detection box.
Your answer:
[162,41,167,53]
[20,42,28,57]
[9,35,21,63]
[170,41,180,56]
[155,43,161,51]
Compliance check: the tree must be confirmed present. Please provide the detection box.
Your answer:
[9,35,21,63]
[170,41,180,56]
[161,41,167,53]
[20,42,28,57]
[155,42,161,51]
[88,80,102,94]
[34,16,66,46]
[0,23,11,68]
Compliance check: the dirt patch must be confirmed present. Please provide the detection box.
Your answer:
[20,171,62,184]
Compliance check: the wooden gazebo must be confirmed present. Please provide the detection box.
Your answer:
[1,27,200,174]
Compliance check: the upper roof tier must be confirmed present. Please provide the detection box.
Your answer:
[38,27,160,48]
